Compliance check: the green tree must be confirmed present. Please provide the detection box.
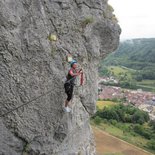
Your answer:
[132,110,149,124]
[135,73,143,81]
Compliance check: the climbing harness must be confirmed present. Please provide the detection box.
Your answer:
[64,68,84,87]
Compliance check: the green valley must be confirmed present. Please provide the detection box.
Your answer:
[102,38,155,71]
[95,38,155,154]
[99,65,155,92]
[99,38,155,92]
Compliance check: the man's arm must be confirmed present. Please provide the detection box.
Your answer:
[69,69,81,76]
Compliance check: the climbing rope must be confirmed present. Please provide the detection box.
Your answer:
[0,63,86,118]
[0,89,55,118]
[65,73,85,88]
[0,75,84,118]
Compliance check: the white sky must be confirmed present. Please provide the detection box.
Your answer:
[108,0,155,40]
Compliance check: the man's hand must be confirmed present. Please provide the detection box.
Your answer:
[78,69,83,74]
[79,70,83,74]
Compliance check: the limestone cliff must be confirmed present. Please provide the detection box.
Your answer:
[0,0,121,154]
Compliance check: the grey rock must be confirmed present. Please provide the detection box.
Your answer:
[0,0,121,154]
[0,120,25,155]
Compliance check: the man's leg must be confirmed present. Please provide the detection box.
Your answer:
[64,86,73,112]
[65,99,69,107]
[64,97,71,112]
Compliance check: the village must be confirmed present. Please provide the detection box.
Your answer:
[98,78,155,120]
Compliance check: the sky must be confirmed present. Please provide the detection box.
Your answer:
[108,0,155,40]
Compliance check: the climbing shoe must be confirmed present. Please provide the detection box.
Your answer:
[64,106,71,113]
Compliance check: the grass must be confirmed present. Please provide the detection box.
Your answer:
[136,80,155,92]
[99,122,123,136]
[137,80,155,91]
[97,101,115,110]
[136,84,155,92]
[107,66,133,79]
[138,80,155,86]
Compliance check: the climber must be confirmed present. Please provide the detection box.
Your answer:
[64,60,83,112]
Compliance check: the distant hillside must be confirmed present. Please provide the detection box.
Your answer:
[99,38,155,81]
[103,38,155,70]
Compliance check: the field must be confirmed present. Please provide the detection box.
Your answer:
[138,80,155,86]
[106,66,155,92]
[136,84,155,92]
[97,101,115,110]
[92,126,153,155]
[137,80,155,92]
[107,66,133,79]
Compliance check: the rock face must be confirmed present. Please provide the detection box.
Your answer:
[0,0,121,154]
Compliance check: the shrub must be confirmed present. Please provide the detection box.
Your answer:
[110,119,117,125]
[95,104,149,124]
[147,139,155,150]
[112,15,118,23]
[81,16,94,28]
[99,107,120,121]
[94,116,102,125]
[103,119,108,124]
[107,4,114,12]
[135,74,143,81]
[149,120,155,131]
[133,125,151,139]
